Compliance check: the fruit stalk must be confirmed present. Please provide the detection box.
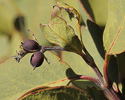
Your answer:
[40,46,65,52]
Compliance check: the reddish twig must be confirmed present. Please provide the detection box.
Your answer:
[103,54,112,87]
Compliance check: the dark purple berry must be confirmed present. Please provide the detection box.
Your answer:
[22,40,40,52]
[30,51,44,69]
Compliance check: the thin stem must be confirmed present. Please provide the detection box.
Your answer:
[80,52,104,86]
[40,46,65,52]
[91,63,104,86]
[67,75,101,87]
[27,29,38,41]
[80,75,101,86]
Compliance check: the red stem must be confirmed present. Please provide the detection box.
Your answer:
[80,75,101,86]
[67,75,101,87]
[103,54,112,87]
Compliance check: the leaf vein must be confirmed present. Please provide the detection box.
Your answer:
[108,18,125,54]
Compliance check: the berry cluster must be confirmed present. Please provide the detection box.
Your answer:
[13,28,65,70]
[14,37,65,70]
[14,39,45,70]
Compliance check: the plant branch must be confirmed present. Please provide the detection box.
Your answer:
[80,75,101,86]
[80,52,104,86]
[104,87,124,100]
[91,63,104,85]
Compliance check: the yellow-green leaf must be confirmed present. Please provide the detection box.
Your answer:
[40,15,82,55]
[103,0,125,55]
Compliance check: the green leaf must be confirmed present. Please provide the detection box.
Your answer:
[56,2,80,22]
[103,0,125,55]
[62,51,97,77]
[0,52,75,100]
[57,0,80,13]
[77,0,94,25]
[86,0,108,26]
[40,15,82,55]
[19,86,91,100]
[54,2,82,41]
[77,0,108,26]
[84,21,105,59]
